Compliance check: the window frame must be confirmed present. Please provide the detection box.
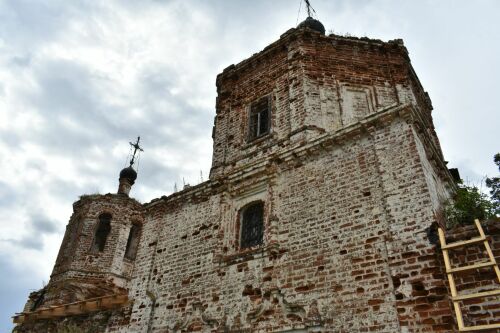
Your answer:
[247,95,271,142]
[239,201,265,250]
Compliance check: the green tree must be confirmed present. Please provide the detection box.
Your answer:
[445,154,500,227]
[485,153,500,211]
[444,183,497,227]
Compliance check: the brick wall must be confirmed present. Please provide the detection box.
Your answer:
[123,107,460,332]
[43,194,144,306]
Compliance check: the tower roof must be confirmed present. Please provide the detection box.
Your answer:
[119,166,137,184]
[297,16,325,35]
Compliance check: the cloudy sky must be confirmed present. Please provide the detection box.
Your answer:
[1,0,499,330]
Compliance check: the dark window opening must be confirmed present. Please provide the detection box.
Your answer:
[240,201,264,249]
[248,96,270,141]
[124,223,141,260]
[92,213,111,252]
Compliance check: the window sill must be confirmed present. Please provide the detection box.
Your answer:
[215,242,281,266]
[242,132,273,149]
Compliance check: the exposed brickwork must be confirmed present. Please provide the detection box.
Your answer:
[40,194,144,308]
[14,23,499,333]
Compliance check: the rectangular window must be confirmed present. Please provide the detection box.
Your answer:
[248,96,270,141]
[240,201,264,249]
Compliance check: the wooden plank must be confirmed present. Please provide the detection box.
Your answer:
[113,294,128,304]
[36,310,55,319]
[459,322,500,331]
[474,218,500,284]
[84,300,100,311]
[453,301,465,330]
[482,239,500,282]
[441,237,487,250]
[439,227,465,330]
[64,304,83,315]
[453,289,500,301]
[12,294,129,324]
[447,261,495,274]
[100,297,115,309]
[474,219,485,238]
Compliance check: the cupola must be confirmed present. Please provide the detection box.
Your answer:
[117,137,143,196]
[297,16,325,35]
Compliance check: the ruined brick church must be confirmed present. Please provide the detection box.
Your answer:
[13,15,500,333]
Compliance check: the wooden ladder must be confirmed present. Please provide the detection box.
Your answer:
[438,219,500,332]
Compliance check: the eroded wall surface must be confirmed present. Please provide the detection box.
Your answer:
[125,113,459,332]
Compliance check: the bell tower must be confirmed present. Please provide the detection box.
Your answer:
[33,139,145,307]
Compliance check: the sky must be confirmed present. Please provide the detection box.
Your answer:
[0,0,499,330]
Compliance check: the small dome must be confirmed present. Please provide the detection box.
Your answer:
[297,17,326,35]
[119,166,137,183]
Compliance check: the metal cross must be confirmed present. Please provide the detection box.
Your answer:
[129,136,144,167]
[304,0,316,17]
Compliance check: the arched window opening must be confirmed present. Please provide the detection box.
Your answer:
[240,201,264,249]
[124,223,141,260]
[92,213,112,252]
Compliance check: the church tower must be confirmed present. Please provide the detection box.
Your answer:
[17,8,500,333]
[21,140,145,314]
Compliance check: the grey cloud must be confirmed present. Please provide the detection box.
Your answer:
[25,158,47,173]
[0,254,44,332]
[0,0,87,49]
[0,181,17,207]
[0,130,21,149]
[9,234,45,250]
[30,212,59,234]
[9,54,32,67]
[1,212,59,251]
[27,59,105,120]
[16,59,125,158]
[134,156,177,190]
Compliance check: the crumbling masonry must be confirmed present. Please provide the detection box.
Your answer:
[14,17,500,332]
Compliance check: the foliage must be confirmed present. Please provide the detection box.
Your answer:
[485,153,500,207]
[445,154,500,227]
[444,183,497,227]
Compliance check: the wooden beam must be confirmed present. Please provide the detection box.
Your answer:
[441,236,487,250]
[453,289,500,301]
[447,261,495,274]
[459,322,500,331]
[12,294,129,324]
